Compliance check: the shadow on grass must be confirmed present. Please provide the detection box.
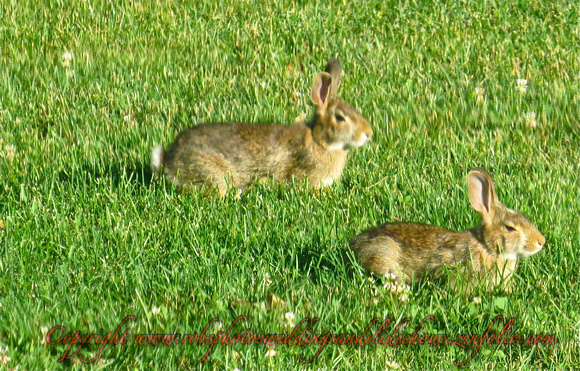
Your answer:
[295,244,356,285]
[57,160,155,191]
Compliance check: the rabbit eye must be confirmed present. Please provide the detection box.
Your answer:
[504,224,516,232]
[334,114,346,122]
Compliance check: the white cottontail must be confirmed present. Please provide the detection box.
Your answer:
[151,59,372,196]
[350,168,545,292]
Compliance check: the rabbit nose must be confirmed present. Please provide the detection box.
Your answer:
[366,126,373,138]
[363,128,373,140]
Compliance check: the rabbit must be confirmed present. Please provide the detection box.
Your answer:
[150,58,373,197]
[349,168,545,292]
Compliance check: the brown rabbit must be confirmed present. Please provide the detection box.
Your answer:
[151,59,373,196]
[349,168,545,292]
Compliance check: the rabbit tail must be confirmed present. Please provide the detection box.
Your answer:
[151,144,165,175]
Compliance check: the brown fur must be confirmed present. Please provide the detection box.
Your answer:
[349,168,545,292]
[151,59,372,196]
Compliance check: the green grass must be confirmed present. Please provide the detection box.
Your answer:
[0,0,579,369]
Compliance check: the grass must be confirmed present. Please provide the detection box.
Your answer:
[0,0,579,369]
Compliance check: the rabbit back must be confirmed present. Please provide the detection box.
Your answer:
[161,123,291,194]
[160,120,351,195]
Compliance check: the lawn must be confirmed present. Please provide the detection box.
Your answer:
[0,0,579,369]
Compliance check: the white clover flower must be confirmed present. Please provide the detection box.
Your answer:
[151,306,161,315]
[284,312,296,327]
[384,281,410,294]
[264,339,277,356]
[4,145,15,161]
[62,52,73,68]
[473,297,482,304]
[264,273,272,286]
[385,360,400,369]
[475,87,485,104]
[41,326,49,344]
[525,112,537,128]
[516,79,528,94]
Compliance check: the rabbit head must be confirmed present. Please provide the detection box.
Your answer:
[468,167,545,259]
[309,59,373,150]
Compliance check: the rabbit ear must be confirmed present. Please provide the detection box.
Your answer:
[325,58,342,97]
[468,168,498,222]
[311,72,333,108]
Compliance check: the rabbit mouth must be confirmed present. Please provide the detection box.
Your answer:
[521,242,543,257]
[325,135,369,150]
[338,142,359,150]
[349,134,371,148]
